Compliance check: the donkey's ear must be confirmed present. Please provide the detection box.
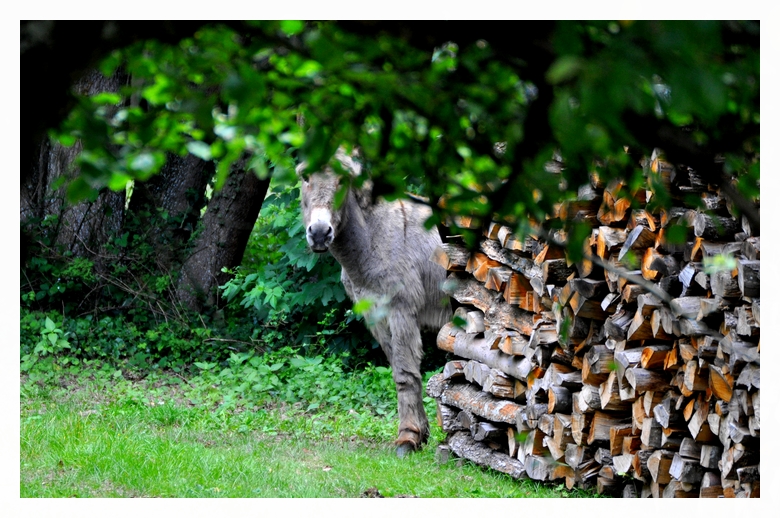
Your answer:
[334,146,362,178]
[354,178,373,210]
[295,160,309,178]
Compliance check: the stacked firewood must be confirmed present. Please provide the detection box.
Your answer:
[427,159,759,498]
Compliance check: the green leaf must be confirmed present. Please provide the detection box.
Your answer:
[333,184,349,209]
[546,56,582,84]
[280,20,305,36]
[130,153,156,173]
[66,178,99,204]
[56,133,78,147]
[44,317,56,331]
[186,141,213,160]
[353,299,373,315]
[293,60,322,78]
[290,357,307,369]
[91,92,122,105]
[703,254,737,275]
[108,173,132,191]
[666,223,689,244]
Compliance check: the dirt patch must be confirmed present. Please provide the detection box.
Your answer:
[360,487,418,498]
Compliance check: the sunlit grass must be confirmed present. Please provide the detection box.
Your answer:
[20,372,598,498]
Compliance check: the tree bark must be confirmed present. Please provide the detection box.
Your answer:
[127,153,214,271]
[177,156,270,311]
[21,69,127,268]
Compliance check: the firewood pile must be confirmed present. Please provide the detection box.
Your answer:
[427,157,759,498]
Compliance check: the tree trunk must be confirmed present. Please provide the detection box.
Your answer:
[127,153,213,271]
[176,156,270,311]
[21,69,127,267]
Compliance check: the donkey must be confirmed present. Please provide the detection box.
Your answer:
[298,148,452,456]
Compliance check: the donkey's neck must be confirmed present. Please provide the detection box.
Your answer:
[328,191,373,280]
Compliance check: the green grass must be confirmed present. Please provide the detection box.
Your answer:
[20,370,597,498]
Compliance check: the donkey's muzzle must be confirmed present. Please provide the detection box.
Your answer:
[306,221,333,253]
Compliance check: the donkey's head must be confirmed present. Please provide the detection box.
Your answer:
[298,147,366,253]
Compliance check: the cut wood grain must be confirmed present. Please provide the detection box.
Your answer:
[430,162,759,497]
[447,431,527,479]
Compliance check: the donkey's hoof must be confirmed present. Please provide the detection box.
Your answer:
[395,442,415,458]
[395,429,421,457]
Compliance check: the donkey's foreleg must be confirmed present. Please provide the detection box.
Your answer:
[387,310,428,456]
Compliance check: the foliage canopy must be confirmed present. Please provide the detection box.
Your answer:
[54,20,759,255]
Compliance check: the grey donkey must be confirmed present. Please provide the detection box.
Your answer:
[298,148,452,456]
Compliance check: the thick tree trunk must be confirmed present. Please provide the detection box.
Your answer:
[176,156,270,311]
[127,153,213,271]
[21,69,126,266]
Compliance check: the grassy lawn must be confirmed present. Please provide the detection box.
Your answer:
[20,371,597,498]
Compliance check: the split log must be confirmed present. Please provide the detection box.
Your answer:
[693,212,740,240]
[735,305,759,338]
[741,236,759,260]
[670,297,705,320]
[548,386,572,414]
[604,308,633,340]
[627,311,655,341]
[441,330,536,382]
[504,272,533,306]
[453,307,485,334]
[436,402,466,433]
[483,368,516,399]
[525,455,559,481]
[442,275,535,335]
[647,449,675,484]
[709,365,734,402]
[447,431,527,479]
[736,260,760,298]
[669,453,705,484]
[587,411,631,445]
[473,421,507,442]
[599,371,633,411]
[711,269,742,299]
[485,265,514,293]
[613,454,635,476]
[618,226,656,261]
[700,444,722,470]
[430,243,471,271]
[570,291,610,319]
[442,360,466,380]
[464,360,491,387]
[640,345,671,370]
[609,424,633,456]
[582,345,614,385]
[507,427,520,458]
[641,417,664,449]
[662,480,698,498]
[597,227,628,258]
[683,361,709,393]
[698,296,730,321]
[542,258,575,285]
[469,255,502,283]
[437,381,521,425]
[571,409,592,445]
